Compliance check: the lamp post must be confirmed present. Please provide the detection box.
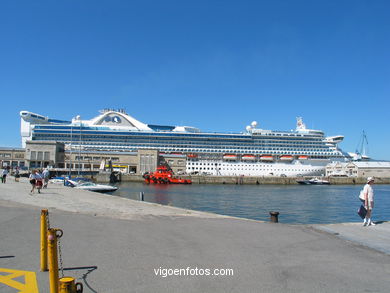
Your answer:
[68,125,73,178]
[78,121,82,176]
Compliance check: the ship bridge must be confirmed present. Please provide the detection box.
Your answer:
[326,135,344,143]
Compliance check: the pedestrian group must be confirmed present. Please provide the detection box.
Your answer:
[29,168,50,194]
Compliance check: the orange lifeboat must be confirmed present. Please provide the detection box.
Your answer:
[223,154,237,160]
[298,155,308,160]
[242,155,256,161]
[260,155,274,161]
[143,166,192,184]
[187,153,198,158]
[280,155,293,161]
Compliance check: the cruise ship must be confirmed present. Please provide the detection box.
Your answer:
[20,109,349,176]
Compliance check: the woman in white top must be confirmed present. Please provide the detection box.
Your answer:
[35,170,43,193]
[362,177,375,226]
[29,170,41,194]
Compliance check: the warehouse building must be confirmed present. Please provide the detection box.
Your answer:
[326,161,390,178]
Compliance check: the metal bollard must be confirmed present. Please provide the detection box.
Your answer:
[59,277,83,293]
[269,211,279,223]
[40,209,49,271]
[139,192,144,201]
[48,228,63,293]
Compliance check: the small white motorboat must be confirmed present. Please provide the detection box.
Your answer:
[308,178,330,185]
[67,180,118,193]
[49,177,66,184]
[297,177,330,185]
[50,177,91,185]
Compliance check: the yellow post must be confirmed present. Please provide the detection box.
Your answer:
[59,277,83,293]
[48,228,62,293]
[59,277,74,293]
[40,209,49,271]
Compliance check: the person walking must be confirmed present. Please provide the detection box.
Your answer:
[14,167,20,182]
[42,168,50,188]
[29,170,42,194]
[29,170,37,194]
[1,168,8,183]
[361,177,376,226]
[35,170,43,193]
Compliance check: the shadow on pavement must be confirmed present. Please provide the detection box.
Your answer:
[374,221,388,225]
[63,265,98,293]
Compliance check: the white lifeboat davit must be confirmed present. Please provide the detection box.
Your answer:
[242,155,256,161]
[280,155,293,161]
[223,154,237,160]
[260,155,274,161]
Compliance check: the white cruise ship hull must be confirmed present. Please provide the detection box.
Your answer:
[187,159,330,177]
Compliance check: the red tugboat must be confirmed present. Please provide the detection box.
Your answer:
[143,165,192,184]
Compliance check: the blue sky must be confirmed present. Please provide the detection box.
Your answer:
[1,0,389,159]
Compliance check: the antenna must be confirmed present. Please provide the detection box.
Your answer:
[296,117,306,130]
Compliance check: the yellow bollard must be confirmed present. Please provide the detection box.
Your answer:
[59,277,83,293]
[40,209,49,272]
[48,228,63,293]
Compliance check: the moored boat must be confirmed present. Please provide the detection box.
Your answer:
[21,110,348,177]
[66,179,118,192]
[297,177,330,185]
[143,166,192,184]
[49,176,66,184]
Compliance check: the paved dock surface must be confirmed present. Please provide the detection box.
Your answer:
[1,178,390,293]
[311,221,390,255]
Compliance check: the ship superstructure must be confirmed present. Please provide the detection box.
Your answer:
[20,109,348,176]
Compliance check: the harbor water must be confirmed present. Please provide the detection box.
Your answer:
[112,183,390,224]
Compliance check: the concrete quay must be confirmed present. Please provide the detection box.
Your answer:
[97,173,390,185]
[1,178,390,293]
